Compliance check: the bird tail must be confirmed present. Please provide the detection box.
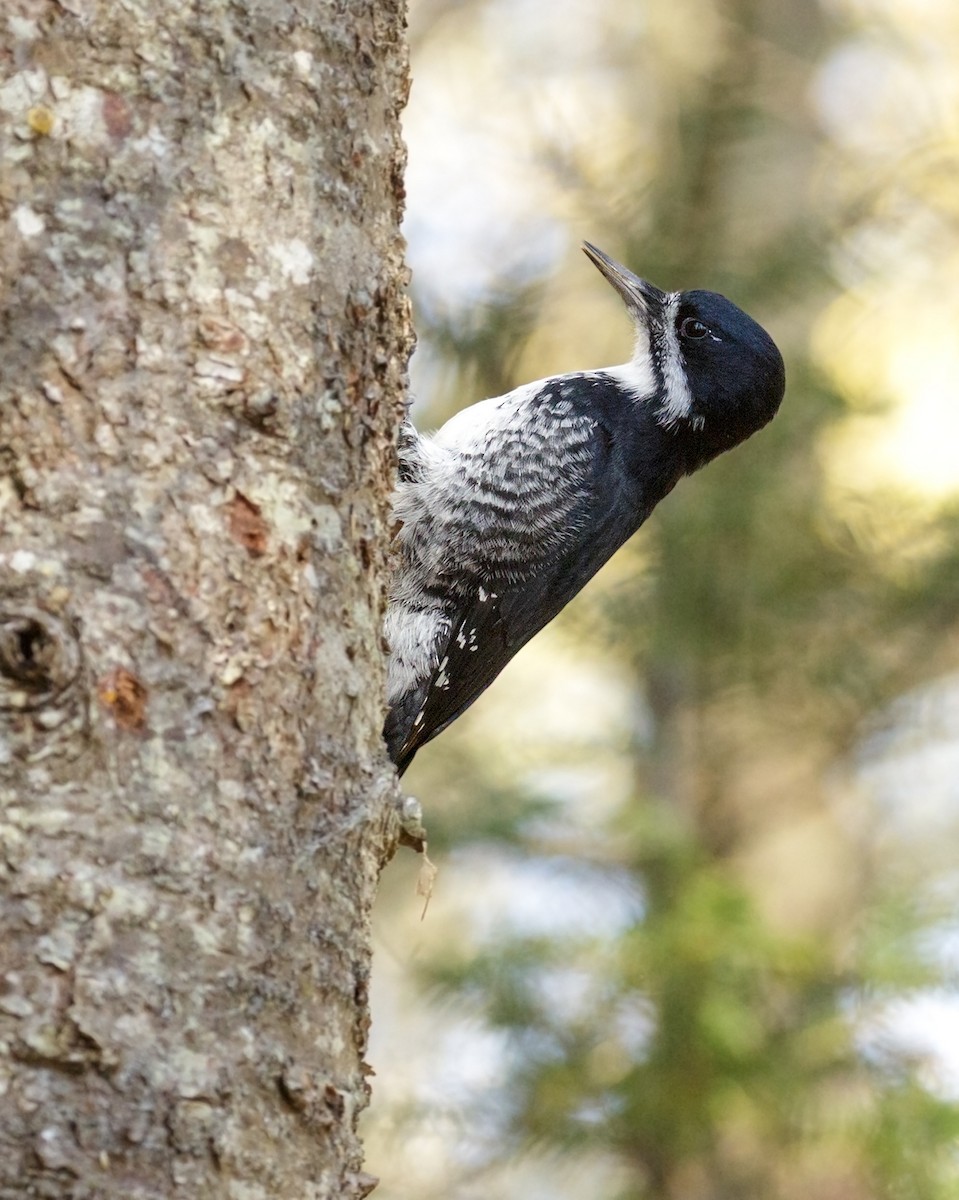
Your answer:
[383,687,425,776]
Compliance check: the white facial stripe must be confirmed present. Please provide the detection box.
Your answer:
[656,292,694,427]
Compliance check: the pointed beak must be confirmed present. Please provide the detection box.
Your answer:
[582,242,666,319]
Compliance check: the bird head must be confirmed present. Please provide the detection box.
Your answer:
[583,242,785,457]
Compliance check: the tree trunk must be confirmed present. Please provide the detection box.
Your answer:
[0,1,410,1196]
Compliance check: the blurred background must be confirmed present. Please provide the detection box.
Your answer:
[365,0,959,1196]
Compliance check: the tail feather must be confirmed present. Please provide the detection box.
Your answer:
[383,681,429,776]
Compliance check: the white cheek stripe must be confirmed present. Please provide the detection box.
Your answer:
[656,292,694,427]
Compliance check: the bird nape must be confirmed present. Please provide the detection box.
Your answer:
[383,242,786,775]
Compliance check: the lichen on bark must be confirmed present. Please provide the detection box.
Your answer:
[0,0,412,1195]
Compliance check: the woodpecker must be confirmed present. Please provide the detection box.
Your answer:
[384,242,785,774]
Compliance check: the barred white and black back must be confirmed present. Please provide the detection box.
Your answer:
[383,367,668,773]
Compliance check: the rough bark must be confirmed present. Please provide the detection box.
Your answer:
[0,1,411,1196]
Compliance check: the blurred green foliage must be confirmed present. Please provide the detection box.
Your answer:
[369,0,959,1196]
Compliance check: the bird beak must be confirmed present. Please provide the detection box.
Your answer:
[582,242,666,319]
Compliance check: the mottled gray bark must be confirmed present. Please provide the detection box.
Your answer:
[0,1,411,1196]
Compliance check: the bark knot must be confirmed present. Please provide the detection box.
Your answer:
[0,608,81,711]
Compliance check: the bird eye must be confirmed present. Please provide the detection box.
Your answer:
[680,317,710,340]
